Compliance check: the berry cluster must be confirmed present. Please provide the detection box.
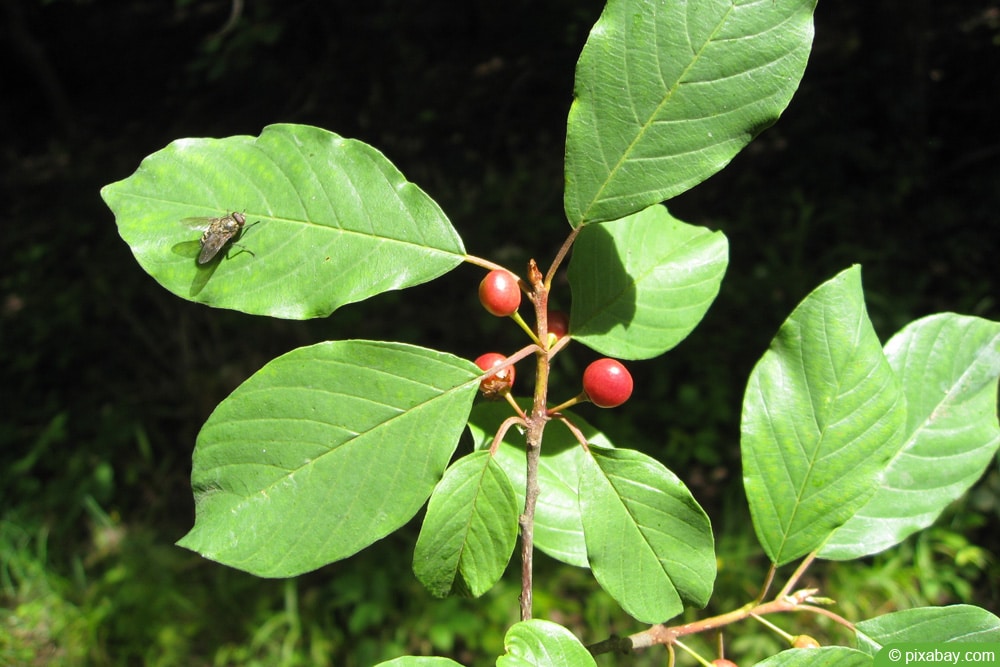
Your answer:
[474,266,633,412]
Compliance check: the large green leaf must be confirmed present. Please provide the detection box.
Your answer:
[565,0,817,225]
[101,123,465,319]
[821,314,1000,559]
[742,266,906,566]
[854,605,1000,655]
[497,620,597,667]
[413,451,518,598]
[580,446,715,623]
[176,341,479,577]
[467,402,614,568]
[567,204,727,359]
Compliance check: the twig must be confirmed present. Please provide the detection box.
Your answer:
[756,563,777,603]
[518,440,539,619]
[518,260,550,620]
[777,551,818,600]
[543,227,580,289]
[797,604,855,631]
[588,588,821,657]
[464,253,521,275]
[552,414,590,453]
[489,416,527,456]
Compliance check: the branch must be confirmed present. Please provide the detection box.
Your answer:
[519,260,550,621]
[798,604,855,631]
[588,588,821,656]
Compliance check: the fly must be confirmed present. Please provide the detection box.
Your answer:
[181,211,255,264]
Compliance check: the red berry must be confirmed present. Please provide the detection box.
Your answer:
[479,270,521,317]
[474,352,515,398]
[712,660,739,667]
[582,358,633,408]
[546,310,569,342]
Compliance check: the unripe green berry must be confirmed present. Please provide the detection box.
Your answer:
[479,270,521,317]
[582,358,633,408]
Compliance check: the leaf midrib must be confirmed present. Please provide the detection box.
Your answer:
[578,4,736,224]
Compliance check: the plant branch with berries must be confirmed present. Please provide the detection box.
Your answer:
[102,0,1000,664]
[474,238,641,621]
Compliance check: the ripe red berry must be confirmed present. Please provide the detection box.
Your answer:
[479,270,521,317]
[711,660,739,667]
[582,358,633,408]
[474,352,515,398]
[546,309,569,342]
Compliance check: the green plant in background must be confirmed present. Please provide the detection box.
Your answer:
[100,0,1000,664]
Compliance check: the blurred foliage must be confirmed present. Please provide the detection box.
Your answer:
[2,0,998,664]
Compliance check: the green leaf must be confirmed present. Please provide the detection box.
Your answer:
[579,446,715,623]
[467,402,614,568]
[753,647,872,667]
[497,620,597,667]
[567,205,727,359]
[565,0,817,225]
[822,314,1000,560]
[375,658,464,667]
[741,266,906,566]
[101,123,465,319]
[413,451,519,598]
[854,605,1000,655]
[176,341,480,577]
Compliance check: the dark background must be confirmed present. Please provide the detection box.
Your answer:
[2,1,999,665]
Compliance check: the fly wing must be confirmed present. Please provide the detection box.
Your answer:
[197,228,231,264]
[180,216,215,232]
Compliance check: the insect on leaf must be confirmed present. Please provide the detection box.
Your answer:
[180,211,256,264]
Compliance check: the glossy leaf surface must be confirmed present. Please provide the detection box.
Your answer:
[822,314,1000,559]
[413,451,518,598]
[102,123,464,319]
[567,204,728,359]
[855,605,1000,655]
[177,341,479,577]
[497,620,597,667]
[580,446,714,623]
[742,266,906,565]
[565,0,817,225]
